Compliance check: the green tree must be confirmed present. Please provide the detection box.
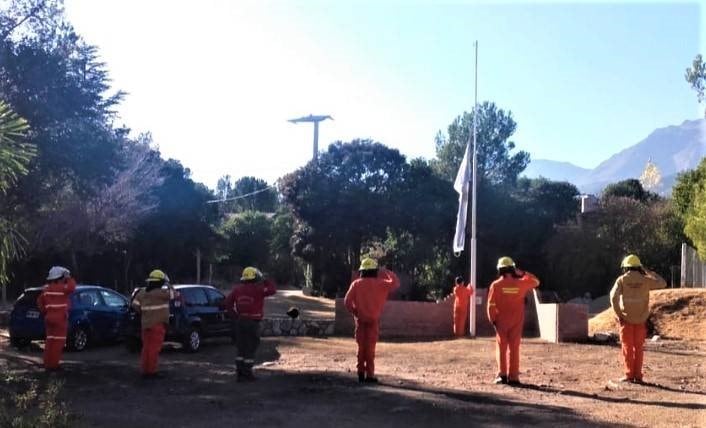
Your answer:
[685,54,706,116]
[218,211,273,270]
[602,179,658,203]
[685,187,706,259]
[673,158,706,218]
[431,101,529,185]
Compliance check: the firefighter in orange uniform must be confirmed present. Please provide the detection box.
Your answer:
[37,266,77,371]
[452,276,474,337]
[344,258,400,384]
[610,255,666,383]
[486,257,540,386]
[132,269,174,379]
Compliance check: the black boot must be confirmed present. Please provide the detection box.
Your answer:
[358,372,365,383]
[493,375,508,385]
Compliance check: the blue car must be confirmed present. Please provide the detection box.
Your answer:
[9,285,130,351]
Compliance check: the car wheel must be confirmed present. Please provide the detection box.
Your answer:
[10,336,31,349]
[125,336,142,353]
[67,327,89,352]
[182,327,201,353]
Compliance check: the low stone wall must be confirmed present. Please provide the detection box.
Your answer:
[260,317,335,337]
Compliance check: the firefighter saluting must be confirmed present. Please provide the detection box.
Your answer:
[486,257,540,386]
[132,269,175,379]
[37,266,77,371]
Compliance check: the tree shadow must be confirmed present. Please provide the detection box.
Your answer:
[514,382,706,409]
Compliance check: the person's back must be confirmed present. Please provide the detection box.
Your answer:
[227,278,277,320]
[487,273,539,328]
[611,270,665,324]
[346,275,397,323]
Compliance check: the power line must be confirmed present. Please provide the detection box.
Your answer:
[206,185,277,204]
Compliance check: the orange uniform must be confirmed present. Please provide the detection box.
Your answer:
[452,284,474,337]
[486,272,539,381]
[344,269,400,378]
[37,278,77,369]
[610,270,665,381]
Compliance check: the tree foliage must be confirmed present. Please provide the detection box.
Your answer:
[685,54,706,116]
[602,179,659,203]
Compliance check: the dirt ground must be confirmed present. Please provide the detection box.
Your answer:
[1,330,704,428]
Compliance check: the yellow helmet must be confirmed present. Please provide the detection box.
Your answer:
[621,254,642,268]
[359,257,378,271]
[146,269,169,283]
[496,257,516,269]
[241,266,261,281]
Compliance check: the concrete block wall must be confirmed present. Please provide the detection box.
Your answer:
[557,303,588,341]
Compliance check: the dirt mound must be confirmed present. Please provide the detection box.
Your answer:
[589,289,706,341]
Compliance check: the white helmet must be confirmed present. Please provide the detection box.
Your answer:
[46,266,70,281]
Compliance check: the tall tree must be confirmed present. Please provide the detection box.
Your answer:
[431,101,530,185]
[685,54,706,116]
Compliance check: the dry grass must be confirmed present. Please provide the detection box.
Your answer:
[589,289,706,341]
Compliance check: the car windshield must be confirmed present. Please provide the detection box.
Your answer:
[15,290,42,308]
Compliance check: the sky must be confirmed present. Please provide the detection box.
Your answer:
[64,0,704,188]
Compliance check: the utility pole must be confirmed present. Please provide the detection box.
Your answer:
[288,114,333,160]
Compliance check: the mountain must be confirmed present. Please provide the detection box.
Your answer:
[522,119,706,193]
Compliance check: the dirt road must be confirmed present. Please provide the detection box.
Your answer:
[1,332,704,427]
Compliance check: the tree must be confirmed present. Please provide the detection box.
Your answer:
[0,0,66,42]
[685,187,706,259]
[218,211,273,270]
[674,158,706,258]
[280,139,409,295]
[602,179,658,203]
[685,54,706,116]
[431,101,530,185]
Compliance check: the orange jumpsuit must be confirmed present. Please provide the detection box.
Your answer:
[37,278,77,369]
[453,284,474,337]
[344,269,400,378]
[610,270,665,380]
[486,272,539,381]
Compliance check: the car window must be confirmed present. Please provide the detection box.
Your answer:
[77,290,102,308]
[205,288,225,306]
[180,288,208,306]
[100,290,127,308]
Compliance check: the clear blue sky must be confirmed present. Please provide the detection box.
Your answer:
[65,0,703,187]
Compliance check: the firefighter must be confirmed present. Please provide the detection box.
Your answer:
[486,257,540,386]
[132,269,174,379]
[344,258,400,384]
[224,267,277,381]
[36,266,77,371]
[452,276,474,337]
[610,254,666,383]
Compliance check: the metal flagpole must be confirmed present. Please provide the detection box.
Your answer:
[469,41,479,336]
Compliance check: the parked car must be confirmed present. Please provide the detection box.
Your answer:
[124,284,232,353]
[9,285,130,351]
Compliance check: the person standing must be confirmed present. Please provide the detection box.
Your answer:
[610,254,666,383]
[344,258,400,384]
[224,267,277,381]
[37,266,76,371]
[486,257,540,386]
[132,269,174,379]
[452,276,474,337]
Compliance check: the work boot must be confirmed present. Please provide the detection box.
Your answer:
[364,377,379,384]
[631,378,644,385]
[493,375,508,385]
[618,376,632,383]
[358,372,365,383]
[507,378,521,387]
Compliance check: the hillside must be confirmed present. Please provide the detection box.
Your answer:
[524,119,706,193]
[589,289,706,341]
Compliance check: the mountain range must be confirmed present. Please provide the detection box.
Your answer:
[522,119,706,194]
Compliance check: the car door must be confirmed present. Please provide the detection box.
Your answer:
[204,287,230,335]
[181,287,211,333]
[98,289,129,341]
[74,289,112,340]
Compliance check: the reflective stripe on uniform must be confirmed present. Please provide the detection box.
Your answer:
[244,359,254,364]
[141,304,169,311]
[488,303,496,306]
[502,288,519,294]
[45,304,68,308]
[44,292,65,296]
[46,336,66,340]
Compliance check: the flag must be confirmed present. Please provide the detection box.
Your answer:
[453,141,472,253]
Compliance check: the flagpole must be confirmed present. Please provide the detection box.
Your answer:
[469,41,478,337]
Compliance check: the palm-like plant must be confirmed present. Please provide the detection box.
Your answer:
[0,100,33,292]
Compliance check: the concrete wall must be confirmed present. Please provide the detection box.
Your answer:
[532,291,588,342]
[334,288,539,339]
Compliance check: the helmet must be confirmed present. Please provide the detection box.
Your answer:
[621,254,642,268]
[241,267,261,281]
[146,269,169,283]
[359,258,378,271]
[496,257,516,270]
[46,266,70,281]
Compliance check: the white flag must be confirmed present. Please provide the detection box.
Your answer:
[453,141,472,253]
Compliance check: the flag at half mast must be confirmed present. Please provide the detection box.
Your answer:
[453,138,472,254]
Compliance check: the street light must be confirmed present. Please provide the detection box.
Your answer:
[288,114,333,160]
